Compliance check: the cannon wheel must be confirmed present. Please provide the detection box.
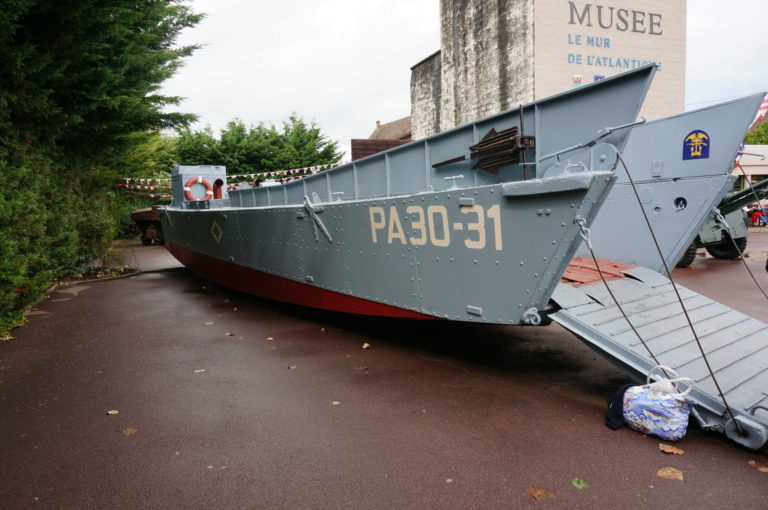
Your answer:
[675,242,698,268]
[706,232,747,260]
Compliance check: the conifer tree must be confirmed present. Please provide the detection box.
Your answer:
[0,1,201,335]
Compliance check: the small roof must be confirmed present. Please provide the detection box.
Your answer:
[369,116,412,140]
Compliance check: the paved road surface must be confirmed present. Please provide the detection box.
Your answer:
[1,235,767,509]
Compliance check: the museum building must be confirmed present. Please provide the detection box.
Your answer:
[351,0,768,186]
[410,0,685,139]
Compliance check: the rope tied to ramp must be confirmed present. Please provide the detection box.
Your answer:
[734,160,768,280]
[735,160,766,211]
[573,147,668,372]
[582,148,745,434]
[575,216,666,370]
[712,209,768,301]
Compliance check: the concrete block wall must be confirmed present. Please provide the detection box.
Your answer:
[410,51,442,139]
[411,0,534,139]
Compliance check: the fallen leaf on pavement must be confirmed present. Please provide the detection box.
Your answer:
[106,410,120,415]
[122,427,138,436]
[527,488,554,500]
[570,478,588,489]
[748,460,768,473]
[362,342,371,349]
[656,467,684,481]
[193,369,206,373]
[659,444,685,455]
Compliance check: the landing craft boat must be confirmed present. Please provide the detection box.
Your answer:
[159,64,768,450]
[547,93,768,450]
[160,65,656,326]
[546,93,768,451]
[572,93,765,272]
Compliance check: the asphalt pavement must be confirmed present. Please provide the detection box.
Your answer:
[1,234,767,509]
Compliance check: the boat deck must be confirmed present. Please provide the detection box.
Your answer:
[550,265,768,449]
[560,257,633,287]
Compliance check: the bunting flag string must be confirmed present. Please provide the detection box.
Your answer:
[118,161,350,196]
[117,183,173,190]
[751,94,768,128]
[225,161,348,182]
[121,190,172,199]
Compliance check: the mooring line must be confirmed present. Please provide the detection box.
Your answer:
[735,161,766,213]
[575,217,665,371]
[712,210,768,301]
[615,151,743,433]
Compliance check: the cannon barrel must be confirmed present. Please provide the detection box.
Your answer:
[717,177,768,215]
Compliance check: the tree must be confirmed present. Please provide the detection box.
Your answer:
[745,121,768,145]
[0,1,201,336]
[175,125,219,166]
[175,114,342,173]
[108,131,179,177]
[273,114,343,170]
[2,1,201,155]
[217,120,282,171]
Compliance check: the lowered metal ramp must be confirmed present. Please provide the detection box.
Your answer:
[549,265,768,450]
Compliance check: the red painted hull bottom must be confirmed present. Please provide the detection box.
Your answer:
[165,241,439,320]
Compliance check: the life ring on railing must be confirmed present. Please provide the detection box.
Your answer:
[184,176,213,201]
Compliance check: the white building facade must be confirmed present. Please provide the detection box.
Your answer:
[411,0,686,139]
[736,145,768,190]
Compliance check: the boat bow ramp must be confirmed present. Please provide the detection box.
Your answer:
[549,261,768,450]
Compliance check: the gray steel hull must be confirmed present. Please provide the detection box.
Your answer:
[163,173,615,324]
[161,65,658,323]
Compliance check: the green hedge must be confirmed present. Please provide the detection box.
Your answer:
[0,145,123,335]
[0,1,201,336]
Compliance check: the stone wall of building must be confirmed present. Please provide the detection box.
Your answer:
[410,0,685,140]
[411,0,534,139]
[440,0,534,130]
[410,51,442,140]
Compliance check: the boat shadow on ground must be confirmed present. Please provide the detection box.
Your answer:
[165,269,631,400]
[327,314,632,397]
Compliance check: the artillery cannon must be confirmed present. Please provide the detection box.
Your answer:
[677,177,768,267]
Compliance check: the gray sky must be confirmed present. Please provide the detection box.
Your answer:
[160,0,768,159]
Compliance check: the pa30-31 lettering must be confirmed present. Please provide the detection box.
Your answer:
[368,204,503,250]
